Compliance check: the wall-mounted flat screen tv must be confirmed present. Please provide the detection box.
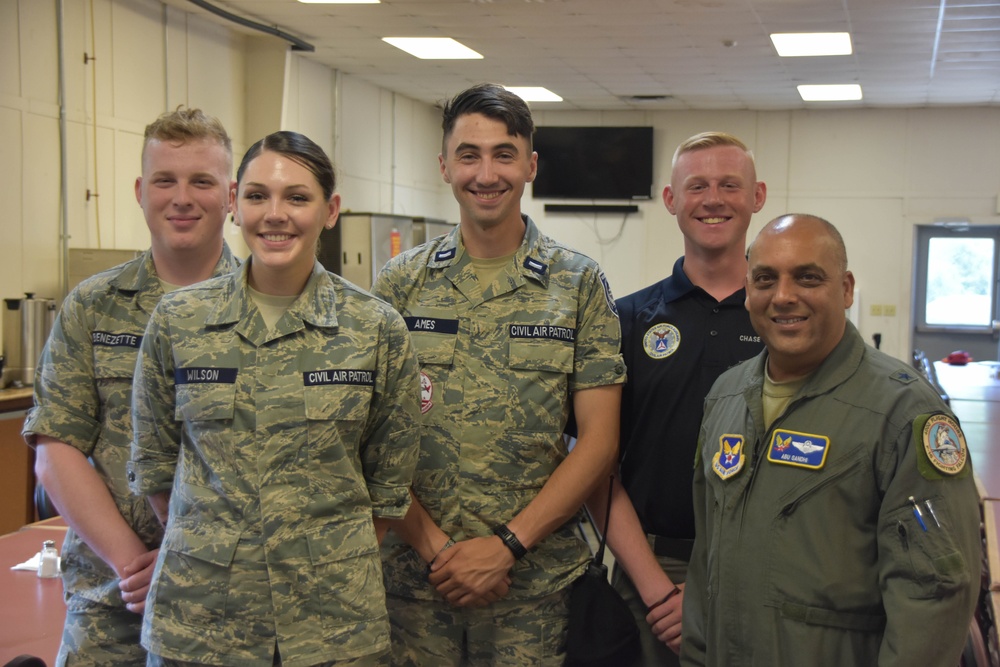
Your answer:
[532,126,654,200]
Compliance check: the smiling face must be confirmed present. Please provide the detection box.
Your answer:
[233,150,340,296]
[746,215,855,381]
[439,112,537,233]
[135,137,232,261]
[664,144,766,257]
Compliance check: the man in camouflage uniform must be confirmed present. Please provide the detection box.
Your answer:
[128,256,420,666]
[23,107,240,666]
[375,83,626,665]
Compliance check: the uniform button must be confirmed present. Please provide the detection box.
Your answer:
[127,470,136,482]
[713,308,719,313]
[710,330,718,336]
[615,363,625,375]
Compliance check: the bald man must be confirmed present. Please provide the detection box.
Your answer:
[682,214,980,667]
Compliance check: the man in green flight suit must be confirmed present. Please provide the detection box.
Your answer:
[682,213,981,667]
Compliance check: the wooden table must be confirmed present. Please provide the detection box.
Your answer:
[0,517,67,665]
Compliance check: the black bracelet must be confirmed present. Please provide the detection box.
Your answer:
[492,524,528,560]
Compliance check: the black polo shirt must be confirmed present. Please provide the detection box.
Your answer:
[618,256,763,539]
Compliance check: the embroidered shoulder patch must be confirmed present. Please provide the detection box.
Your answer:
[712,435,745,480]
[916,413,968,477]
[767,429,830,470]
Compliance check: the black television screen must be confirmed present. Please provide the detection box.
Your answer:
[532,126,654,200]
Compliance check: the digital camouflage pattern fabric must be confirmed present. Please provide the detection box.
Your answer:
[24,246,239,667]
[129,260,420,667]
[375,216,625,601]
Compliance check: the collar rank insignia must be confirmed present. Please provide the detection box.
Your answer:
[767,429,830,469]
[922,413,967,475]
[712,435,745,480]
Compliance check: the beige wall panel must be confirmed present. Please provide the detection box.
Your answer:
[87,0,116,122]
[58,0,89,119]
[787,110,908,195]
[112,0,166,122]
[391,94,445,194]
[787,197,908,359]
[0,106,24,300]
[164,4,189,110]
[0,1,20,98]
[19,0,57,106]
[185,19,243,141]
[62,119,93,248]
[283,54,335,155]
[22,113,62,299]
[337,75,385,184]
[112,128,149,251]
[904,108,1000,196]
[244,37,286,144]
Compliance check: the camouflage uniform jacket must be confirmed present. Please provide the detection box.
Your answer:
[23,245,239,610]
[129,259,420,667]
[374,215,625,600]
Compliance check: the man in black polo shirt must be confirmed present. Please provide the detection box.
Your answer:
[587,131,766,665]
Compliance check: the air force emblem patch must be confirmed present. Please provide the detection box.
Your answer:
[643,323,680,359]
[712,435,745,480]
[767,429,830,469]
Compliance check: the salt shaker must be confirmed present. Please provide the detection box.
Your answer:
[37,539,59,578]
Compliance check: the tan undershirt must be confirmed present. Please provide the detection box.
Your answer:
[469,250,518,287]
[762,365,810,430]
[249,286,298,331]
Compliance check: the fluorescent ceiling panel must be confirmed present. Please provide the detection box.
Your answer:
[382,38,482,60]
[797,84,863,101]
[505,87,563,102]
[771,32,853,57]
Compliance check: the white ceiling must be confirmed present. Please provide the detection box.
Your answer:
[171,0,1000,110]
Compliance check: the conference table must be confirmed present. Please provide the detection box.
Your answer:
[0,517,66,665]
[933,360,1000,501]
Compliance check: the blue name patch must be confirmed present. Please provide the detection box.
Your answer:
[404,317,459,335]
[92,331,142,348]
[767,429,830,469]
[175,367,238,384]
[509,324,576,342]
[303,369,376,387]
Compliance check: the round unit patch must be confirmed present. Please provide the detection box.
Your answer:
[922,414,967,475]
[643,323,681,359]
[420,371,434,414]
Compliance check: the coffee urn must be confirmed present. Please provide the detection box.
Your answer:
[3,293,56,388]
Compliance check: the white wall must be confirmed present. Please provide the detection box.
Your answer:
[4,0,1000,363]
[527,107,1000,361]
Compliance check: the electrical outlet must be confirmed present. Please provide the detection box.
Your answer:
[870,304,883,316]
[884,304,896,317]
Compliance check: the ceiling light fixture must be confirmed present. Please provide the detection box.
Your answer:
[771,32,853,57]
[504,87,562,102]
[382,37,482,59]
[797,84,863,101]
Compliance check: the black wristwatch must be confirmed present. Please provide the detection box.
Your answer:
[492,524,528,560]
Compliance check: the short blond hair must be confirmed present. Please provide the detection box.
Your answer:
[672,131,754,169]
[142,106,232,171]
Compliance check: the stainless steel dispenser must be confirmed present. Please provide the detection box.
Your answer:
[3,293,56,387]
